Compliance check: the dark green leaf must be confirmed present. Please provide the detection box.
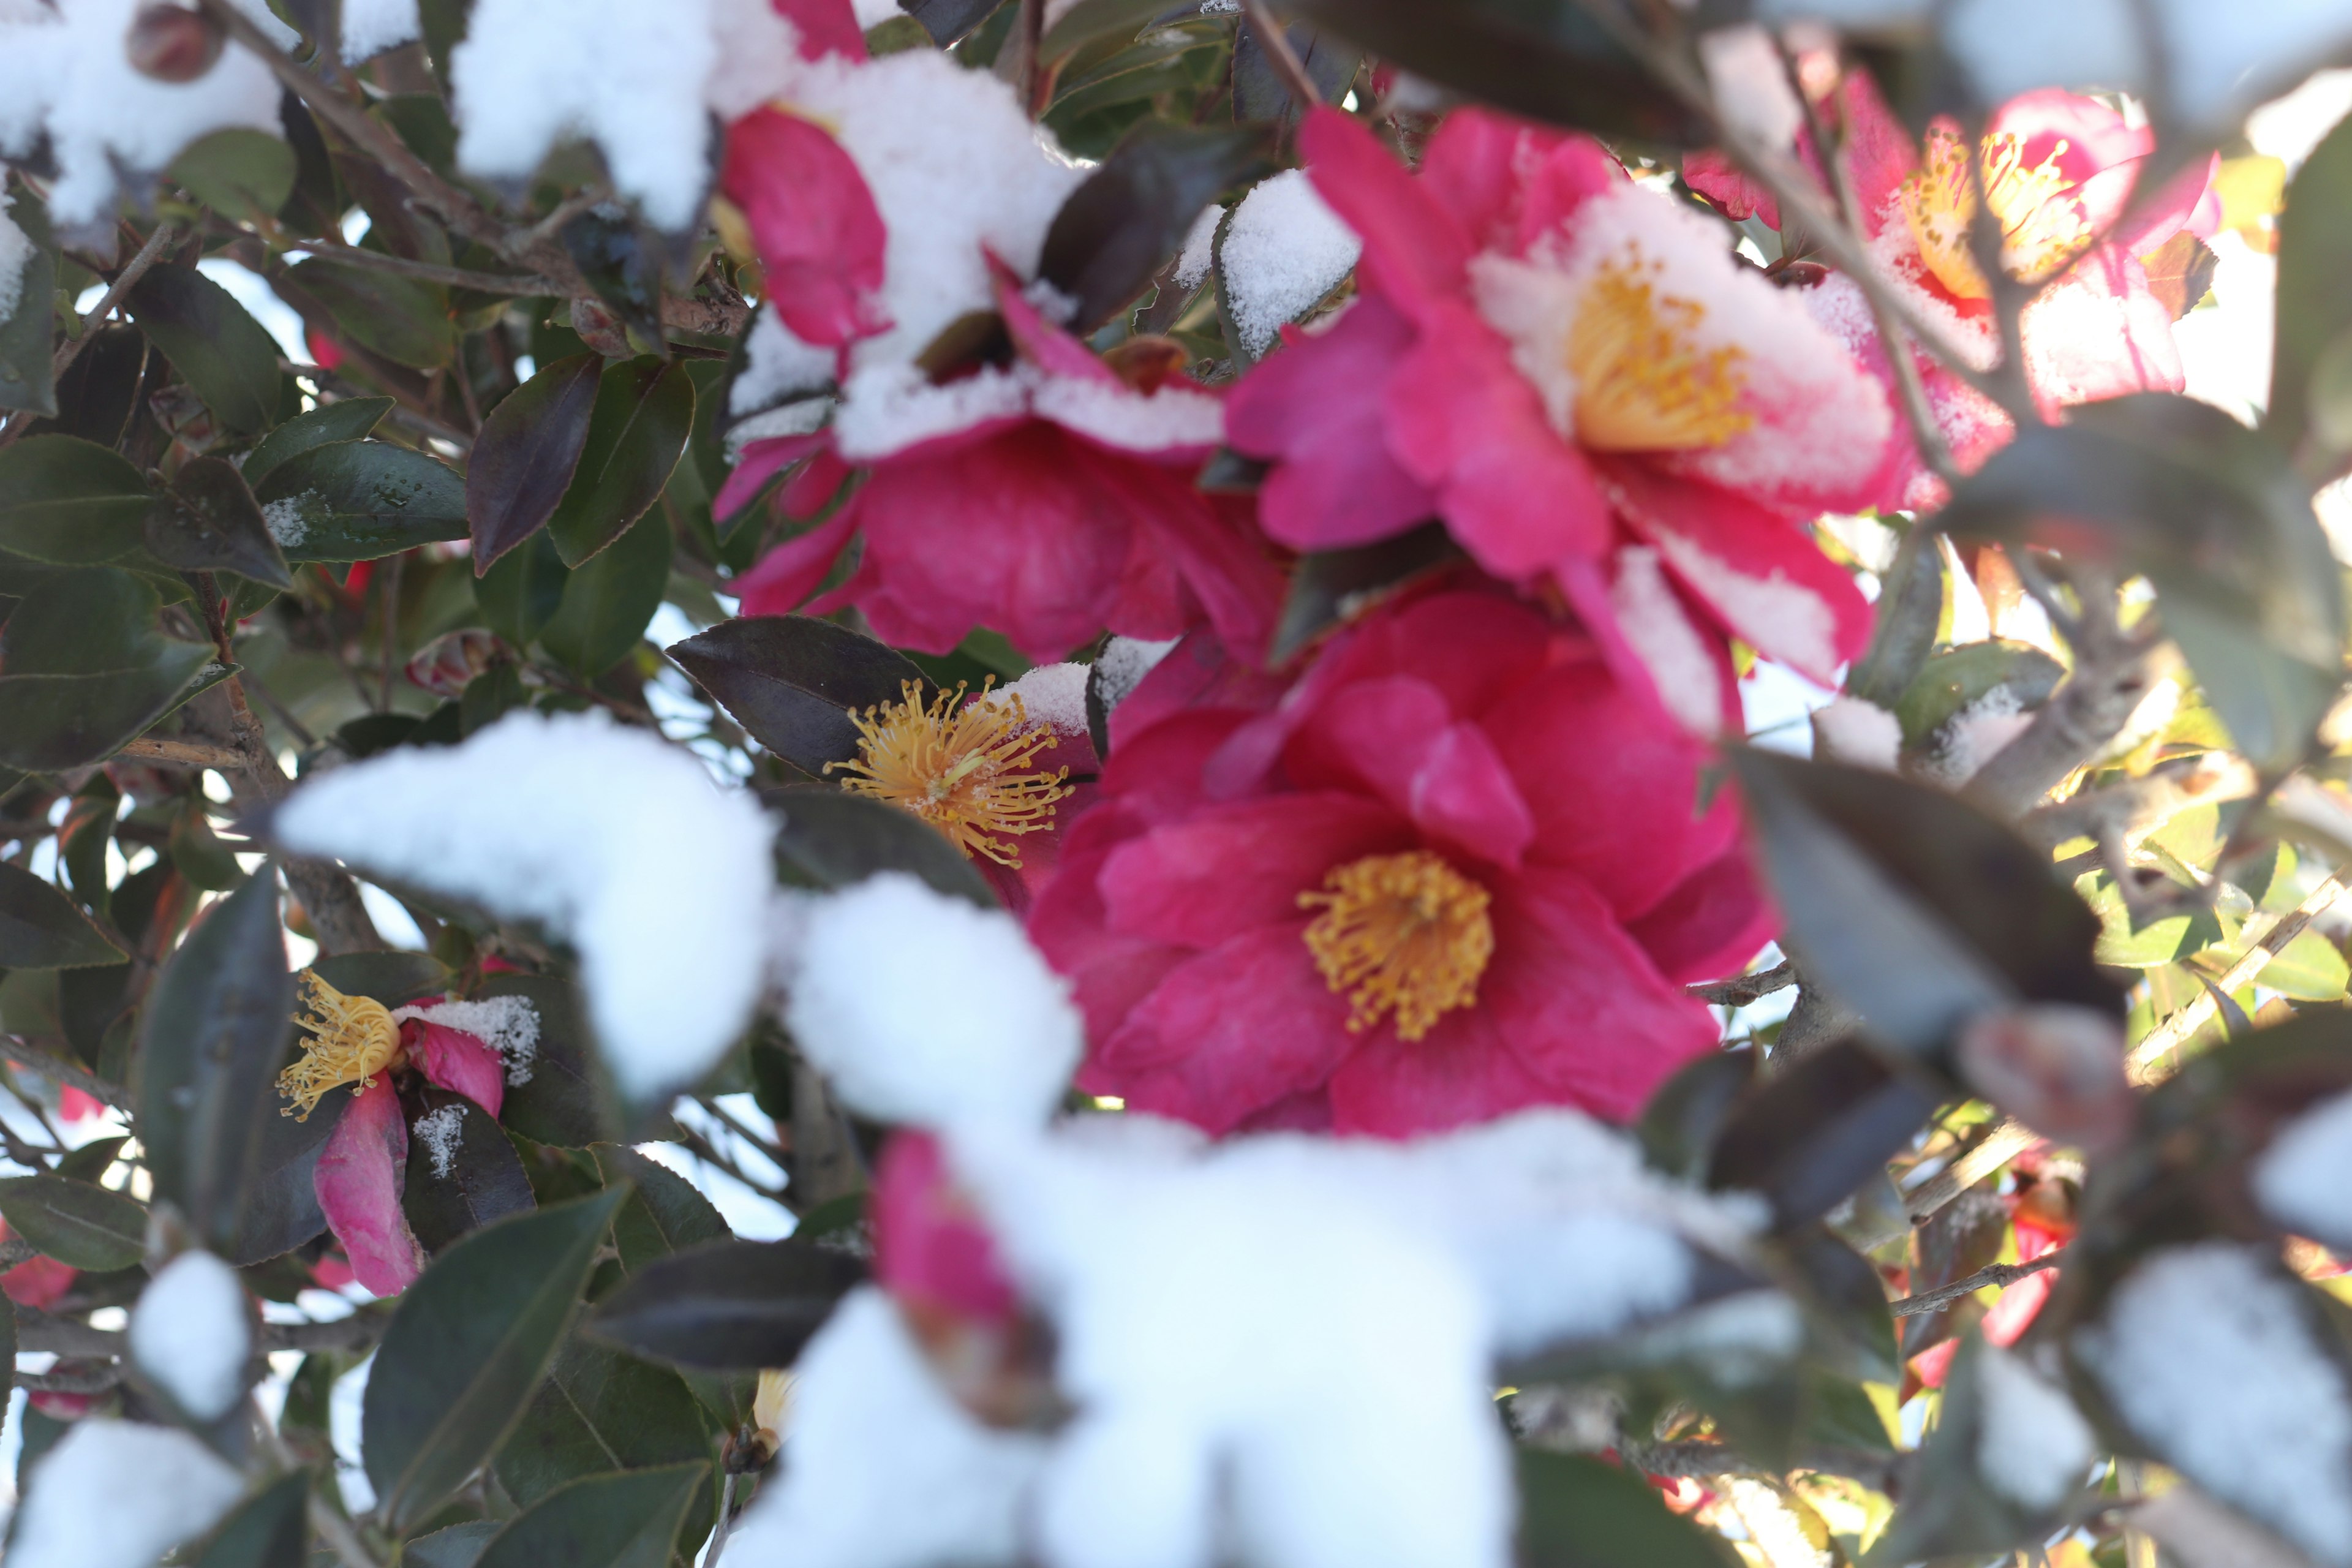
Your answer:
[138,872,296,1252]
[241,398,393,490]
[1271,521,1463,663]
[363,1187,631,1533]
[667,614,931,775]
[2143,230,2219,320]
[1867,1335,2078,1564]
[405,1522,502,1568]
[189,1469,308,1568]
[1728,748,2119,1060]
[473,1463,704,1568]
[0,435,154,565]
[1843,526,1942,710]
[0,179,57,417]
[767,786,998,908]
[307,950,453,1007]
[2272,111,2352,477]
[56,1136,127,1183]
[595,1144,730,1276]
[1041,0,1186,61]
[0,1172,148,1270]
[0,1295,13,1409]
[538,507,671,676]
[36,325,148,447]
[170,129,298,224]
[1516,1449,1739,1567]
[0,567,214,772]
[1636,1047,1756,1185]
[1039,123,1272,333]
[222,1088,338,1266]
[249,439,468,562]
[1233,20,1357,127]
[560,211,665,347]
[492,1338,718,1544]
[587,1237,866,1370]
[475,529,571,647]
[291,259,452,370]
[401,1081,538,1254]
[0,861,126,968]
[547,357,694,567]
[145,455,293,588]
[1892,639,2066,753]
[486,974,616,1150]
[127,263,285,435]
[467,353,602,572]
[1706,1038,1943,1231]
[905,0,1006,46]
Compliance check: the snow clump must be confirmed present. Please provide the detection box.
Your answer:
[9,1419,247,1568]
[129,1249,253,1422]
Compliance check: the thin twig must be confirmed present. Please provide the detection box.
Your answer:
[114,735,247,769]
[1688,961,1796,1008]
[255,1396,388,1568]
[2128,867,2352,1082]
[55,222,181,381]
[1904,1117,2037,1225]
[1889,1250,2064,1317]
[703,1471,739,1568]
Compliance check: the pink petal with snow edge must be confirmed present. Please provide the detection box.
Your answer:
[314,1077,426,1297]
[404,1019,505,1120]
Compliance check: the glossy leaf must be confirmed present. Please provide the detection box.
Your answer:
[468,352,601,571]
[2143,230,2220,320]
[292,258,453,369]
[39,325,148,448]
[668,614,932,775]
[400,1082,538,1254]
[1233,19,1358,126]
[2272,110,2352,475]
[0,1173,148,1270]
[189,1469,307,1568]
[0,861,126,968]
[170,129,298,224]
[768,786,999,908]
[597,1144,731,1276]
[1706,1038,1943,1231]
[1845,527,1944,710]
[241,397,393,489]
[1517,1448,1739,1568]
[137,872,296,1253]
[249,439,468,562]
[145,456,293,588]
[1271,521,1463,663]
[363,1187,631,1533]
[493,1338,719,1545]
[486,974,617,1149]
[538,507,671,676]
[0,435,154,565]
[126,263,285,434]
[1039,123,1271,333]
[0,179,56,417]
[547,357,695,567]
[1892,640,2066,753]
[905,0,1006,45]
[587,1236,867,1370]
[473,1463,704,1568]
[0,567,214,772]
[222,1092,342,1265]
[475,528,571,647]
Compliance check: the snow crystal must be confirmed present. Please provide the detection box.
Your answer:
[2254,1087,2352,1251]
[1092,636,1177,712]
[393,993,542,1086]
[1923,685,2031,788]
[2078,1242,2352,1565]
[273,710,776,1100]
[129,1250,252,1423]
[1651,529,1842,687]
[1608,545,1724,737]
[1698,25,1803,151]
[341,0,420,60]
[0,191,32,325]
[1812,696,1902,770]
[1031,374,1224,453]
[0,0,290,229]
[412,1104,465,1178]
[261,494,314,548]
[1221,170,1362,357]
[726,1288,1049,1568]
[9,1419,247,1568]
[985,662,1091,737]
[731,306,840,418]
[1976,1345,2095,1512]
[832,360,1031,461]
[1172,203,1222,292]
[784,871,1083,1129]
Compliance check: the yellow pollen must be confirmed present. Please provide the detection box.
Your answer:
[277,970,401,1120]
[828,680,1073,869]
[1899,125,2092,300]
[1564,245,1753,452]
[1299,851,1494,1041]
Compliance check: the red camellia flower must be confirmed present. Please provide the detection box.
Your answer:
[1030,581,1773,1137]
[1687,77,2218,510]
[1224,106,1897,729]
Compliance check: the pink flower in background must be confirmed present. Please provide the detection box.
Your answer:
[1225,106,1895,728]
[2,1221,77,1312]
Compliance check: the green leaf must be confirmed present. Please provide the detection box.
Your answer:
[1843,525,1943,710]
[363,1187,631,1533]
[769,786,1000,909]
[0,435,154,565]
[144,455,293,588]
[538,506,670,676]
[0,1294,15,1410]
[0,180,58,417]
[492,1338,719,1547]
[2271,111,2352,478]
[0,1172,148,1270]
[1271,521,1464,663]
[307,950,452,1006]
[0,861,126,968]
[467,353,601,571]
[484,974,617,1149]
[240,397,392,491]
[400,1082,538,1254]
[222,1095,342,1266]
[188,1469,308,1568]
[39,325,148,448]
[137,872,296,1253]
[666,614,933,776]
[2240,926,2349,1002]
[1706,1038,1942,1231]
[1234,19,1358,128]
[1038,123,1272,332]
[0,567,214,772]
[475,529,571,648]
[126,263,285,435]
[1892,640,2066,755]
[587,1237,867,1370]
[547,357,694,567]
[290,259,453,370]
[1516,1449,1739,1567]
[1865,1335,2079,1565]
[248,439,468,562]
[595,1144,729,1276]
[169,129,298,225]
[405,1522,502,1568]
[473,1463,704,1568]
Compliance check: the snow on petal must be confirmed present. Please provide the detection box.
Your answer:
[1607,545,1728,737]
[9,1419,247,1568]
[1649,528,1842,685]
[1812,696,1903,770]
[1975,1344,2096,1511]
[130,1250,253,1422]
[1222,170,1364,357]
[393,994,541,1087]
[272,710,775,1099]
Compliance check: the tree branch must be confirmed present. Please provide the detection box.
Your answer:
[1688,961,1795,1008]
[2127,867,2352,1082]
[1964,618,2179,818]
[1904,1117,2036,1225]
[1888,1250,2063,1317]
[2023,752,2260,853]
[114,735,247,769]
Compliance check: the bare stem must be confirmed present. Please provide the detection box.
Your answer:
[2127,867,2352,1082]
[1889,1250,2063,1317]
[1904,1117,2036,1226]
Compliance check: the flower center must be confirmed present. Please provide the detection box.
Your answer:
[1298,851,1494,1041]
[1564,246,1754,452]
[828,680,1074,869]
[1899,125,2090,300]
[278,970,401,1120]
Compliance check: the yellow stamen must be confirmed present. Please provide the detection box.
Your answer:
[827,680,1073,869]
[277,970,401,1120]
[1299,851,1494,1041]
[1899,125,2091,300]
[1565,244,1754,452]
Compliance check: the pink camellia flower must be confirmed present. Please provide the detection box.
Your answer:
[1224,106,1896,729]
[2,1220,76,1311]
[1030,581,1771,1138]
[724,262,1283,664]
[1687,76,2219,510]
[276,973,506,1297]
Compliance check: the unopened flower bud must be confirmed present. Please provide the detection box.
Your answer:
[126,4,224,83]
[1957,1003,2136,1156]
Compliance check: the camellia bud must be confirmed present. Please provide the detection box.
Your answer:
[1956,1003,2137,1157]
[125,3,225,83]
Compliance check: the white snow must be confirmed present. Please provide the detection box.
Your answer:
[832,360,1031,461]
[0,0,291,229]
[340,0,420,60]
[8,1419,247,1568]
[1812,695,1901,770]
[1028,374,1225,452]
[1609,544,1725,737]
[1221,170,1362,357]
[273,710,777,1101]
[726,398,832,462]
[393,993,541,1086]
[2254,1087,2352,1250]
[129,1249,254,1423]
[853,0,907,23]
[784,871,1084,1129]
[1698,24,1804,151]
[412,1103,466,1178]
[1613,1290,1806,1388]
[2249,67,2352,173]
[1092,636,1177,712]
[261,494,314,549]
[0,190,32,325]
[731,306,840,417]
[985,662,1091,737]
[2078,1242,2352,1565]
[1923,685,2032,787]
[1172,203,1222,292]
[1976,1345,2097,1512]
[1653,529,1842,690]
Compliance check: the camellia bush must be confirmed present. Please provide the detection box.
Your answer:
[10,0,2352,1565]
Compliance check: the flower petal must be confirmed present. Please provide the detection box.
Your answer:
[1622,845,1777,986]
[405,1019,505,1119]
[714,432,829,522]
[734,509,860,619]
[314,1077,426,1298]
[1298,107,1473,321]
[1285,674,1536,869]
[720,108,889,347]
[1098,794,1409,950]
[1325,1003,1556,1137]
